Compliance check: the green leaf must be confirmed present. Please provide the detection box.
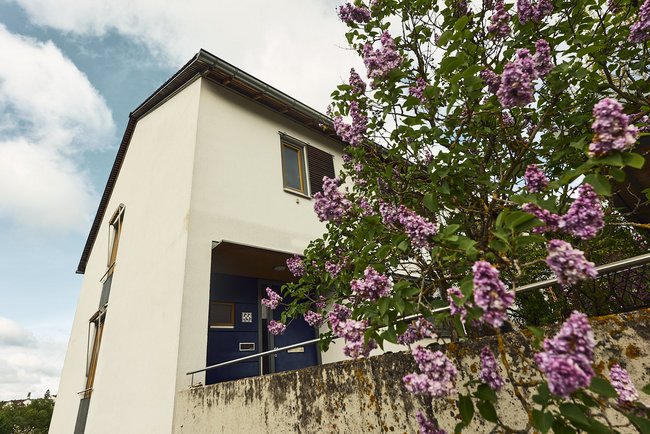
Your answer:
[424,193,436,211]
[454,15,469,31]
[584,419,613,434]
[552,418,576,434]
[527,325,545,340]
[589,376,617,398]
[584,174,611,196]
[504,211,535,230]
[457,395,475,424]
[622,152,646,169]
[533,383,551,406]
[477,401,498,423]
[382,326,397,344]
[642,383,650,395]
[627,413,650,434]
[475,384,497,402]
[378,297,390,317]
[437,30,452,46]
[559,403,589,427]
[532,409,554,434]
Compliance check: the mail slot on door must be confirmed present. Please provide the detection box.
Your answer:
[287,347,305,353]
[239,342,255,351]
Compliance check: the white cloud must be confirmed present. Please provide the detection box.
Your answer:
[0,317,66,400]
[8,0,362,111]
[0,25,115,231]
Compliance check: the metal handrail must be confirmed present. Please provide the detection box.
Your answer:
[186,252,650,382]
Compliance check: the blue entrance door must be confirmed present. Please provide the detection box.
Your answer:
[267,284,319,373]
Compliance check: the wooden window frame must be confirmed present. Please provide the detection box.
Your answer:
[209,302,235,329]
[107,204,125,269]
[280,141,309,196]
[83,310,106,399]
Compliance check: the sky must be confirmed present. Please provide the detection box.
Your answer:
[0,0,362,400]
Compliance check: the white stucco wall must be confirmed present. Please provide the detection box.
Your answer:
[50,79,202,434]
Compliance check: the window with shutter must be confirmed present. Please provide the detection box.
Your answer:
[279,133,335,198]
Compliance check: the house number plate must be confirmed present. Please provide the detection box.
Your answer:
[241,312,253,323]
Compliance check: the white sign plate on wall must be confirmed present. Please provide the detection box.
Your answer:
[241,312,253,323]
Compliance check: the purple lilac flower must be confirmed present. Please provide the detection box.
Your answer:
[497,49,536,108]
[314,295,328,310]
[629,0,650,43]
[342,153,352,164]
[447,286,469,321]
[304,311,325,328]
[535,311,595,397]
[337,318,377,358]
[481,69,501,94]
[535,0,553,20]
[610,364,639,403]
[534,39,554,77]
[472,261,514,328]
[333,101,368,146]
[337,3,371,24]
[502,111,515,126]
[410,77,428,102]
[517,0,553,23]
[325,260,343,278]
[328,303,352,335]
[397,318,436,346]
[589,98,639,156]
[524,164,549,193]
[267,320,287,335]
[362,31,403,80]
[403,346,458,397]
[313,177,352,223]
[286,255,305,277]
[379,202,438,248]
[454,0,469,17]
[488,0,510,38]
[522,203,560,233]
[351,266,393,301]
[261,287,282,310]
[349,68,366,94]
[416,411,447,434]
[546,240,598,286]
[379,201,400,225]
[517,0,535,23]
[480,346,505,391]
[358,197,373,216]
[558,184,604,239]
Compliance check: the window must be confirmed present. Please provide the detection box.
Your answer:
[279,133,336,197]
[107,204,125,269]
[281,141,307,194]
[209,302,235,328]
[83,310,106,399]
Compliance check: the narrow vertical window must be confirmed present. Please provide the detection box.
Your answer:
[107,204,125,269]
[281,142,307,194]
[84,310,106,398]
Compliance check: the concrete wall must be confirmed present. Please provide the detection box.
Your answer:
[174,309,650,434]
[50,79,202,434]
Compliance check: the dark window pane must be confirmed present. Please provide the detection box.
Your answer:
[283,145,303,191]
[210,302,234,327]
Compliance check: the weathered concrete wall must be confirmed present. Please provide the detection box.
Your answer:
[174,309,649,434]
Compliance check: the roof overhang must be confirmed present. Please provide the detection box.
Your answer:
[76,49,344,274]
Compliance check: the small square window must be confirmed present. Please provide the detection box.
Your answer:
[281,142,307,195]
[209,302,235,328]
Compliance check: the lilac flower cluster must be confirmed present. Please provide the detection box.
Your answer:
[523,184,604,239]
[409,77,428,102]
[261,287,282,310]
[524,164,549,193]
[454,0,469,17]
[358,197,373,216]
[535,311,595,397]
[350,266,393,301]
[517,0,553,23]
[502,111,515,126]
[480,346,505,391]
[629,0,650,43]
[349,68,366,94]
[546,240,598,286]
[267,320,287,336]
[379,202,438,248]
[589,98,639,156]
[416,411,447,434]
[557,184,604,239]
[472,261,514,328]
[314,295,328,310]
[497,49,535,107]
[337,3,371,24]
[362,31,403,80]
[340,318,378,358]
[313,177,352,223]
[327,303,352,335]
[397,318,436,346]
[333,101,368,146]
[480,69,501,94]
[304,311,325,328]
[533,39,554,77]
[447,286,469,321]
[286,255,305,277]
[325,260,344,278]
[403,346,458,397]
[488,0,511,38]
[610,364,639,404]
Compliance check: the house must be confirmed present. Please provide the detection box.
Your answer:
[49,49,349,434]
